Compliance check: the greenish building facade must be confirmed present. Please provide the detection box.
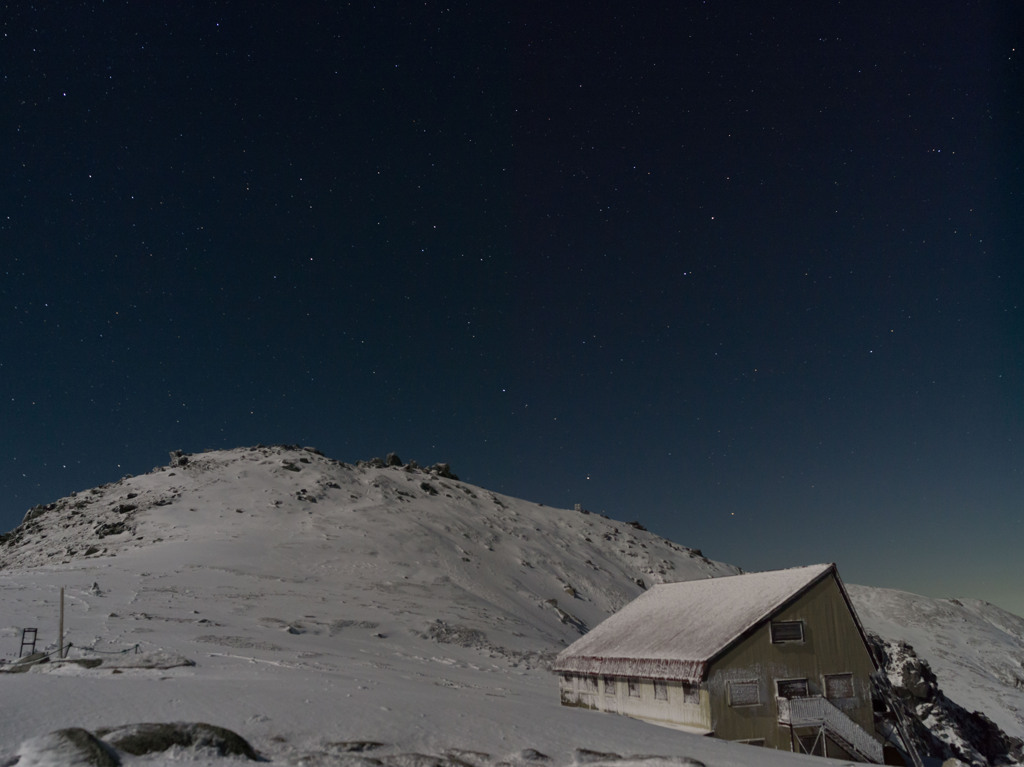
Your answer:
[554,564,885,762]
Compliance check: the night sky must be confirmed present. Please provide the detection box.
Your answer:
[3,3,1022,614]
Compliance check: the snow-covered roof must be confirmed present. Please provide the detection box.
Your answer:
[554,563,836,683]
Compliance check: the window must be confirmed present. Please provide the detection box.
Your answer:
[728,680,760,707]
[683,682,700,705]
[580,675,598,694]
[603,677,616,696]
[776,678,809,699]
[770,620,804,643]
[824,673,855,699]
[653,680,668,701]
[627,678,640,697]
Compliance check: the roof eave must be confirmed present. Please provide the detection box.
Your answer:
[552,654,707,684]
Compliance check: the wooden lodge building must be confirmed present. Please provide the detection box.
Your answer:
[553,563,886,762]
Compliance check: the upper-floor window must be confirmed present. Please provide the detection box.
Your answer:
[824,673,854,699]
[776,678,809,699]
[770,620,804,643]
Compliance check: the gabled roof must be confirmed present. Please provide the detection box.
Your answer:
[554,563,839,683]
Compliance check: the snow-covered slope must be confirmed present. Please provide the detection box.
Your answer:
[1,446,736,652]
[1,446,1021,766]
[850,584,1024,741]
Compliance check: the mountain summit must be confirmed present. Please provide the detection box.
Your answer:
[1,445,737,654]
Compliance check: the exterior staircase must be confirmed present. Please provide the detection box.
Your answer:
[778,696,884,763]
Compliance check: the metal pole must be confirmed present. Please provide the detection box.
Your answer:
[59,587,65,659]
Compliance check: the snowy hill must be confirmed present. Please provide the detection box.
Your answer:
[849,584,1024,757]
[1,446,737,653]
[1,446,1022,766]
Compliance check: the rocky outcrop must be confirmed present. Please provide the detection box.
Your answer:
[12,722,259,764]
[869,634,1024,766]
[95,722,259,759]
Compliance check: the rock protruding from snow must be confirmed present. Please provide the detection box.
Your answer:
[15,728,121,767]
[169,449,191,467]
[13,722,259,764]
[95,722,259,759]
[280,743,709,767]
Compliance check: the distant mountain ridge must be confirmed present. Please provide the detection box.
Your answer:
[2,445,1022,764]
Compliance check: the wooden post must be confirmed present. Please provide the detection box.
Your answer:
[58,586,65,659]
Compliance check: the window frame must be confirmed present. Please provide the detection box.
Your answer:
[627,678,641,698]
[728,679,761,707]
[683,682,700,705]
[653,680,668,701]
[776,677,810,700]
[824,672,855,700]
[770,620,805,643]
[603,676,617,696]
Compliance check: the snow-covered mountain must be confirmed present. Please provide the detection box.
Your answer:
[851,585,1024,764]
[1,445,1021,766]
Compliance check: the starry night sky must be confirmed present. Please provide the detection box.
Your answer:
[3,3,1022,614]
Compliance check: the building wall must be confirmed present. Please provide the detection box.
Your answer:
[705,574,878,751]
[558,673,712,732]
